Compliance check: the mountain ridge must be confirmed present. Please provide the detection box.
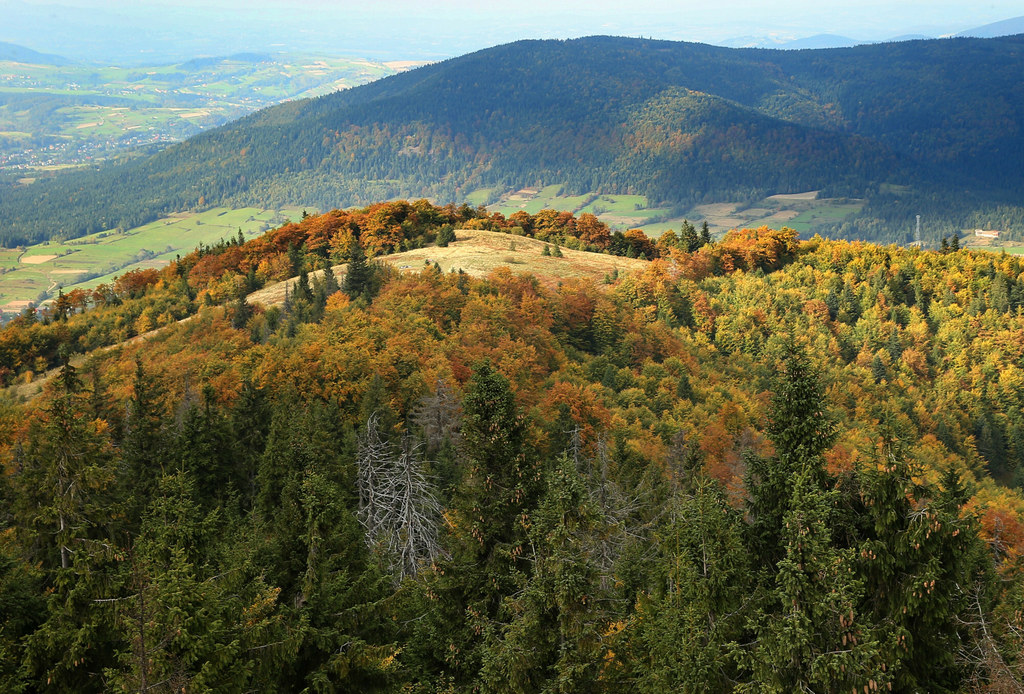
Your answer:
[3,34,1023,245]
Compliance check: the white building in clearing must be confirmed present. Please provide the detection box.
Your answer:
[975,229,1001,239]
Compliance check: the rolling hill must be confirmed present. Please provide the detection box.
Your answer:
[3,35,1024,246]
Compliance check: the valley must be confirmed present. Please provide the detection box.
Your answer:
[0,53,418,169]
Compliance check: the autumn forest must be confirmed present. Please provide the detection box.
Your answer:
[1,200,1024,691]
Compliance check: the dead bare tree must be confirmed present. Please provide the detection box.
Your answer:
[356,413,392,545]
[957,581,1024,694]
[357,416,441,581]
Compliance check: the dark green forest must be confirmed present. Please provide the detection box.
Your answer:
[3,35,1024,246]
[3,206,1024,691]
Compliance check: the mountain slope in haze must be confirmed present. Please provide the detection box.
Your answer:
[3,35,1024,246]
[0,41,70,65]
[958,16,1024,38]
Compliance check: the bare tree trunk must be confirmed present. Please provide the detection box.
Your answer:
[357,419,441,581]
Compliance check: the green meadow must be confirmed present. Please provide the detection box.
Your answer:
[485,185,679,234]
[0,207,305,309]
[479,185,864,239]
[783,201,864,234]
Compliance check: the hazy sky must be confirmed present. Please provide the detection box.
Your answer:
[3,0,1021,62]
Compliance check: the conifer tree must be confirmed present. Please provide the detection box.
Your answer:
[680,220,701,252]
[747,346,836,567]
[321,258,340,297]
[414,362,538,686]
[176,385,235,510]
[739,346,885,690]
[627,474,749,692]
[343,240,372,301]
[357,418,441,581]
[412,379,462,453]
[740,469,884,692]
[14,362,122,692]
[230,378,270,507]
[437,224,456,247]
[293,266,312,305]
[109,471,286,693]
[0,534,43,691]
[480,452,606,692]
[121,356,167,524]
[871,353,888,383]
[856,447,987,691]
[700,221,712,246]
[14,361,117,569]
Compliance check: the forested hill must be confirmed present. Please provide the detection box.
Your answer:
[4,34,1024,245]
[5,207,1024,689]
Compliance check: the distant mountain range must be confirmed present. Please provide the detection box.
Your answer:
[721,15,1024,49]
[2,34,1024,246]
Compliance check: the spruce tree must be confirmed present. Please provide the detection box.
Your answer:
[176,386,235,510]
[740,469,884,692]
[343,240,371,301]
[414,362,538,686]
[14,362,122,692]
[700,221,712,246]
[437,224,456,247]
[121,357,168,527]
[747,346,836,568]
[321,259,340,297]
[627,474,749,692]
[230,378,270,507]
[109,471,286,693]
[480,452,606,692]
[856,448,988,691]
[680,220,701,252]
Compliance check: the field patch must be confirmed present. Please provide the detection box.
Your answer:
[0,206,306,309]
[1,54,408,168]
[767,190,819,201]
[20,254,58,264]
